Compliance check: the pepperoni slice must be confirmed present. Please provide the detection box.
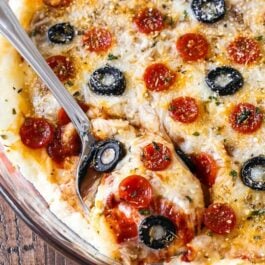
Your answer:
[144,63,176,92]
[19,117,54,149]
[227,37,261,65]
[57,102,88,125]
[142,142,172,171]
[104,208,138,243]
[176,33,209,62]
[119,175,153,209]
[83,28,112,53]
[169,97,199,123]
[47,126,81,162]
[203,203,236,234]
[46,128,65,162]
[191,152,217,187]
[46,55,75,82]
[134,8,164,34]
[43,0,71,7]
[229,103,263,134]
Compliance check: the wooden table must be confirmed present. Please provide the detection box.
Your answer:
[0,195,78,265]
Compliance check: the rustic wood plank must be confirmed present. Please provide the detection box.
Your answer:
[32,233,45,265]
[0,195,78,265]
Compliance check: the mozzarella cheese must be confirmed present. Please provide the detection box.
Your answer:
[1,0,265,264]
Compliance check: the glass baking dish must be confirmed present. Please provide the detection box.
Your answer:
[0,143,119,265]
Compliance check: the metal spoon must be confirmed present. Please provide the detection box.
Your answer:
[0,0,94,212]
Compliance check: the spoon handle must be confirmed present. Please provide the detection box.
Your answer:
[0,0,91,138]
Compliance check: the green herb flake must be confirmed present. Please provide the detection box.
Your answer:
[216,126,223,134]
[12,108,16,115]
[77,30,85,36]
[185,195,193,203]
[17,88,23,94]
[152,141,160,150]
[229,170,238,178]
[236,109,251,124]
[72,91,80,97]
[164,155,171,161]
[255,35,263,41]
[0,135,8,140]
[107,54,119,61]
[256,107,261,114]
[163,15,175,27]
[139,209,150,215]
[29,29,40,37]
[249,208,265,217]
[168,104,175,112]
[65,80,74,86]
[208,96,221,106]
[151,41,158,48]
[206,231,213,237]
[183,10,189,20]
[209,96,217,101]
[192,132,200,136]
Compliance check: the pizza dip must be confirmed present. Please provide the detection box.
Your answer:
[0,0,265,264]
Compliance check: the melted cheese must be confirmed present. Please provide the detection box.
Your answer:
[1,0,265,264]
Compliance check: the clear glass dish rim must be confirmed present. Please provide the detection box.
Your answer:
[0,143,118,265]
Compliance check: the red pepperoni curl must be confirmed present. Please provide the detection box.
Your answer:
[134,8,164,34]
[176,33,209,62]
[142,142,172,171]
[169,97,199,123]
[83,28,112,53]
[119,175,153,209]
[227,37,261,65]
[191,152,217,187]
[47,126,81,162]
[57,102,88,125]
[104,208,138,243]
[46,55,75,82]
[144,63,176,92]
[43,0,72,7]
[229,103,263,134]
[203,203,236,235]
[19,117,54,149]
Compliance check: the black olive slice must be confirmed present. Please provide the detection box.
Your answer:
[48,23,75,44]
[205,66,243,96]
[241,156,265,191]
[175,147,196,173]
[89,66,126,96]
[191,0,226,24]
[93,140,125,172]
[139,215,176,249]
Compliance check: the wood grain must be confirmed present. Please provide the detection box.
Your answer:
[0,195,78,265]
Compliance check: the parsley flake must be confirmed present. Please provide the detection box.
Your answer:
[236,109,251,124]
[107,54,119,61]
[139,209,150,215]
[229,170,238,178]
[255,35,263,41]
[192,132,200,136]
